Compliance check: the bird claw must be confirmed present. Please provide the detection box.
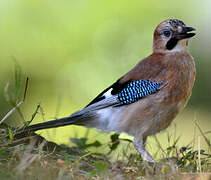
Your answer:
[133,137,155,163]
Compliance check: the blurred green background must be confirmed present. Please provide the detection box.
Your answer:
[0,0,211,156]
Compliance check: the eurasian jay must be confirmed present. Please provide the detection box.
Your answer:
[21,19,196,162]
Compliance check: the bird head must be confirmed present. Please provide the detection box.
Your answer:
[153,19,196,53]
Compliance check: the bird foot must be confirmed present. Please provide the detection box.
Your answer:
[133,140,155,163]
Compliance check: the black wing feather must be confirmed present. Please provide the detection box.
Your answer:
[86,79,130,107]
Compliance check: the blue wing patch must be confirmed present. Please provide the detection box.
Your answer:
[117,80,163,105]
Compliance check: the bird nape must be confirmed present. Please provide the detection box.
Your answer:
[20,19,196,162]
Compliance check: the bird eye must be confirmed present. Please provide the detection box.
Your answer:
[163,30,171,37]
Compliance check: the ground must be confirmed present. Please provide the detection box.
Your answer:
[0,127,211,180]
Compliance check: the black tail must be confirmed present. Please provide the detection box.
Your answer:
[21,110,96,133]
[12,112,96,139]
[23,116,80,132]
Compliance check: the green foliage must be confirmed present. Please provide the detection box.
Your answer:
[3,59,24,107]
[70,137,102,150]
[89,161,109,177]
[7,127,14,141]
[2,61,26,124]
[0,171,11,180]
[108,133,120,154]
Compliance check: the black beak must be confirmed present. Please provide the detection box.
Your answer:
[175,26,196,40]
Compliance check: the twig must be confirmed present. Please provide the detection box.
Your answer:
[73,151,93,165]
[198,136,202,173]
[0,77,29,125]
[23,77,29,101]
[24,103,40,126]
[0,135,35,148]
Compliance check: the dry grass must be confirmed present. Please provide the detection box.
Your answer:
[0,129,211,180]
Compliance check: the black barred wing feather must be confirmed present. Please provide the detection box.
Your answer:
[86,80,128,107]
[117,80,163,105]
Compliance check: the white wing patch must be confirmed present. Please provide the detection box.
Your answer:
[103,88,113,98]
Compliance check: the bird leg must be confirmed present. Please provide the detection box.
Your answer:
[133,136,155,163]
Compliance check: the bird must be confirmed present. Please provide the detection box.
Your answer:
[20,19,196,162]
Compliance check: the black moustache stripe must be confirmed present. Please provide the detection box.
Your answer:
[166,38,179,50]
